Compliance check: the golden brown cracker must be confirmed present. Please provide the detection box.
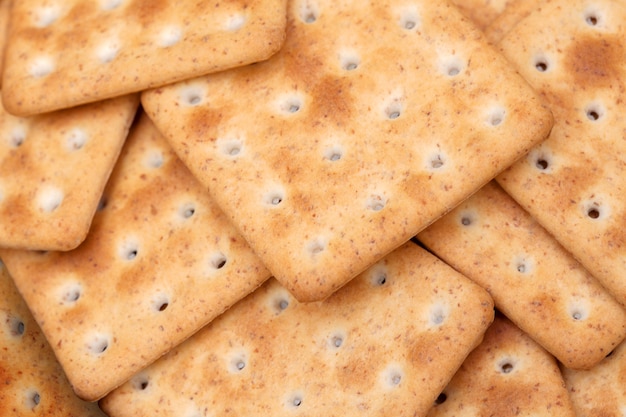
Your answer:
[0,112,271,401]
[142,0,553,302]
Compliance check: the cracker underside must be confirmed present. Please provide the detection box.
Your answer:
[427,314,576,417]
[143,0,553,302]
[495,0,626,306]
[101,242,494,417]
[0,93,139,251]
[0,113,271,401]
[0,262,107,417]
[1,0,288,116]
[418,181,626,370]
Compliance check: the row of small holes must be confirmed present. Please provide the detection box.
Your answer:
[458,214,594,321]
[4,315,42,409]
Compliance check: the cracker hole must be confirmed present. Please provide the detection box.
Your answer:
[498,359,515,374]
[25,389,41,410]
[300,2,319,24]
[9,127,26,148]
[180,86,205,107]
[210,252,227,270]
[132,375,150,391]
[65,128,88,151]
[87,334,110,355]
[330,334,344,348]
[459,211,476,227]
[146,151,165,168]
[179,203,196,219]
[583,199,608,221]
[429,303,448,326]
[569,303,589,321]
[228,353,248,373]
[514,255,534,275]
[386,104,402,120]
[280,96,303,114]
[440,56,465,77]
[584,8,603,27]
[37,187,64,213]
[8,317,25,337]
[29,57,54,78]
[487,107,506,126]
[585,103,605,121]
[265,190,285,206]
[428,152,447,170]
[323,145,344,162]
[59,283,82,305]
[535,60,548,72]
[119,240,139,261]
[366,194,386,211]
[307,238,326,257]
[434,392,447,405]
[288,394,303,408]
[398,6,420,30]
[217,138,243,157]
[383,366,404,388]
[225,14,246,31]
[529,147,553,172]
[152,294,170,312]
[158,26,182,48]
[339,51,360,71]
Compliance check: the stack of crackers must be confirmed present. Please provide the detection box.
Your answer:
[1,0,625,415]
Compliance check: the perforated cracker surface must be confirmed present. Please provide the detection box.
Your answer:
[495,0,626,307]
[0,262,107,417]
[143,0,553,302]
[419,181,626,369]
[1,0,288,116]
[101,242,494,417]
[0,113,271,401]
[427,315,576,417]
[0,94,138,251]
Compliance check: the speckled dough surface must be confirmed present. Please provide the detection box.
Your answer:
[0,262,107,417]
[101,242,494,417]
[418,181,626,370]
[495,0,626,307]
[1,0,288,116]
[562,339,626,417]
[0,93,139,251]
[427,314,576,417]
[0,113,271,401]
[143,0,553,302]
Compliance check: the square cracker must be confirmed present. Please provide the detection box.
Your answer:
[562,339,626,417]
[0,261,107,417]
[427,314,576,417]
[494,0,626,306]
[100,242,494,417]
[0,93,139,251]
[1,0,288,116]
[0,112,271,401]
[418,181,626,370]
[142,0,553,302]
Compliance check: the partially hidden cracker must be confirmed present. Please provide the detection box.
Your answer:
[562,339,626,417]
[0,261,107,417]
[450,0,513,30]
[418,181,626,370]
[0,93,139,251]
[0,112,271,401]
[427,314,576,417]
[494,0,626,306]
[1,0,288,116]
[0,0,11,86]
[484,0,542,43]
[143,0,553,302]
[101,242,494,417]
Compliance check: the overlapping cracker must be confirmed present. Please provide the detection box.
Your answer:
[0,93,139,251]
[0,113,271,401]
[143,0,553,302]
[418,181,626,369]
[427,314,576,417]
[101,242,494,417]
[450,0,512,30]
[1,0,288,116]
[494,0,626,306]
[562,340,626,416]
[0,261,107,416]
[484,0,541,43]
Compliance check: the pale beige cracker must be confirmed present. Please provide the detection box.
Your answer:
[562,339,626,417]
[1,0,288,116]
[0,260,107,416]
[143,0,553,302]
[101,242,494,417]
[0,112,271,401]
[494,0,626,307]
[418,181,626,369]
[427,314,576,417]
[0,93,139,251]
